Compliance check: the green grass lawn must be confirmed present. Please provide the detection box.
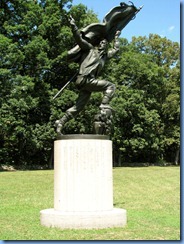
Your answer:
[0,166,180,240]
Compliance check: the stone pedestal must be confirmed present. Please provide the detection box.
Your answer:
[40,134,127,229]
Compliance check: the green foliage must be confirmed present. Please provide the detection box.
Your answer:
[109,35,180,165]
[111,86,164,164]
[0,1,180,167]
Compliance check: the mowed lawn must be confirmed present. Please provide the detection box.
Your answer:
[0,166,180,240]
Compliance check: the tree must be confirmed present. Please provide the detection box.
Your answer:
[108,34,180,165]
[161,63,180,164]
[0,0,99,167]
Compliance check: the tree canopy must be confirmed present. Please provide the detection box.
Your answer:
[0,0,180,168]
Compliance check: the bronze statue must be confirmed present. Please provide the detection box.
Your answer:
[55,2,143,136]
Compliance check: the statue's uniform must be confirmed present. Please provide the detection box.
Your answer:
[66,26,119,118]
[55,21,120,134]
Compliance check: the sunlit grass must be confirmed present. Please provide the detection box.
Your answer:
[0,167,180,240]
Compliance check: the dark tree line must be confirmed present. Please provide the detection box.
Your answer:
[0,0,180,168]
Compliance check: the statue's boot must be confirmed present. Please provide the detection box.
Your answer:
[55,113,72,136]
[100,95,113,110]
[100,84,115,108]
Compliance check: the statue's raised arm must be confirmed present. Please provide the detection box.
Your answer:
[67,2,143,63]
[107,30,121,58]
[68,15,92,51]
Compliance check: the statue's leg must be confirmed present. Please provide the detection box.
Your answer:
[101,82,116,106]
[55,90,91,135]
[84,79,116,106]
[55,112,73,136]
[68,90,91,115]
[84,79,115,135]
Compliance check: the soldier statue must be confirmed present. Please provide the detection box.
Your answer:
[54,2,143,136]
[55,15,121,136]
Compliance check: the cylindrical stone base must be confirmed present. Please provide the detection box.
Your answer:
[40,134,127,229]
[40,208,127,229]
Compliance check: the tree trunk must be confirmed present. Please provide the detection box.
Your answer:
[118,150,122,167]
[174,148,180,165]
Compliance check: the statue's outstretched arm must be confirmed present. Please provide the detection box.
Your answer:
[68,15,92,51]
[107,30,121,58]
